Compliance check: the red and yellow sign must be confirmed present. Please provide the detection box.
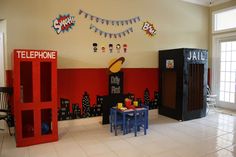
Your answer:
[52,14,75,34]
[142,21,157,37]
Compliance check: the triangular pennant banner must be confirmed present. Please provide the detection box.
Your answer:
[79,9,83,15]
[89,24,133,39]
[78,9,140,26]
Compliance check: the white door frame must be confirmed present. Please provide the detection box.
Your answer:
[0,32,6,86]
[212,32,236,110]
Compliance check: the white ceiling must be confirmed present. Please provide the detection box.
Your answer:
[182,0,232,6]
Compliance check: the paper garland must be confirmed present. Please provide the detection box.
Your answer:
[89,24,133,38]
[79,9,140,26]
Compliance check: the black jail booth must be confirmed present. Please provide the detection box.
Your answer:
[159,48,208,121]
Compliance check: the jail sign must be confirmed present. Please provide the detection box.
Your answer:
[187,51,205,61]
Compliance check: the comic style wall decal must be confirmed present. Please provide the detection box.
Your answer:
[108,57,125,73]
[92,43,128,53]
[101,45,106,53]
[109,44,113,53]
[142,21,157,37]
[116,44,121,53]
[123,44,127,53]
[92,43,98,52]
[52,14,75,34]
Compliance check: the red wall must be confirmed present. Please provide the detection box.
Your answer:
[57,68,159,106]
[57,69,109,106]
[7,68,159,107]
[123,68,159,100]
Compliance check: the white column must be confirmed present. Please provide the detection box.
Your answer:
[0,32,6,86]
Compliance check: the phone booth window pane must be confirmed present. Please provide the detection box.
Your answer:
[20,62,33,103]
[40,62,52,102]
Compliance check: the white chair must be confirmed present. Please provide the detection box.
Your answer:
[0,87,13,135]
[206,85,217,114]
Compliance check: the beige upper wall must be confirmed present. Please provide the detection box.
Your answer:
[0,0,209,69]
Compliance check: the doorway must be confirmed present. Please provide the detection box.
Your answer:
[0,32,5,86]
[0,19,7,87]
[218,40,236,110]
[213,34,236,110]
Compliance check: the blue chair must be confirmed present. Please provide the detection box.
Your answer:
[139,104,149,129]
[134,108,147,136]
[127,108,147,136]
[110,108,135,135]
[110,108,124,136]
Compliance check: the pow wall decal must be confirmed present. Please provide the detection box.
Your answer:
[52,14,75,34]
[142,21,157,37]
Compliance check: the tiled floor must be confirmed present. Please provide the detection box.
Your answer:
[1,109,236,157]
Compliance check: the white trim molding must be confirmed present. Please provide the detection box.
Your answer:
[0,32,6,86]
[212,32,236,109]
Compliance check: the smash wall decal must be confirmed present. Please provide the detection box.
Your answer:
[78,9,140,26]
[52,14,75,34]
[89,24,133,38]
[142,21,157,37]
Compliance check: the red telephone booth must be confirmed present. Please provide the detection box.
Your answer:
[13,49,58,147]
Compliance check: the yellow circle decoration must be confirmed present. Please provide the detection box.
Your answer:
[108,57,125,73]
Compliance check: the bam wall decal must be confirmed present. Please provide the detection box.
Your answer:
[52,14,76,34]
[78,9,140,26]
[142,21,157,37]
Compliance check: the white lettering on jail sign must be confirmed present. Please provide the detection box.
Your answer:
[187,51,205,61]
[16,50,56,59]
